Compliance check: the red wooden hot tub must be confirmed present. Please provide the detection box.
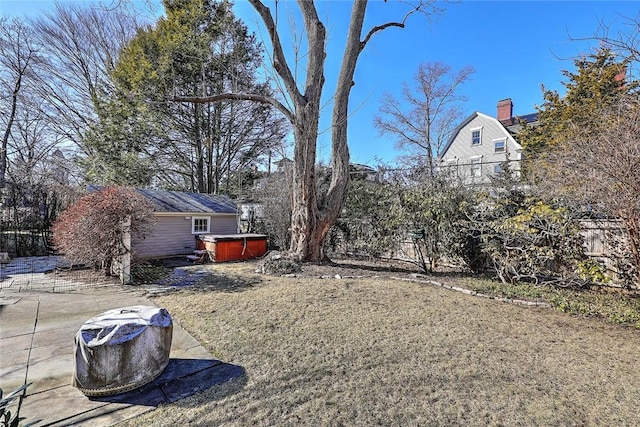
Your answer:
[195,234,268,262]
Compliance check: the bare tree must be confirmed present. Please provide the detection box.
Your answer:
[0,18,39,187]
[3,104,76,256]
[175,0,439,261]
[536,94,640,286]
[252,165,293,251]
[589,14,640,66]
[52,186,156,274]
[375,62,474,176]
[29,3,142,148]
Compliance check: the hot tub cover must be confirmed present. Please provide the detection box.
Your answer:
[73,305,173,396]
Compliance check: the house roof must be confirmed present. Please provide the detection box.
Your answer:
[137,188,238,214]
[438,111,522,160]
[503,112,539,133]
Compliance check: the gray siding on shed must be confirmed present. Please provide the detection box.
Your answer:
[132,214,238,259]
[210,215,239,234]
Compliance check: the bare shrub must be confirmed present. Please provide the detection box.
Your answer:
[258,251,301,276]
[51,186,156,274]
[535,96,640,287]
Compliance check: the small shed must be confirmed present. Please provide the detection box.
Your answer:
[132,189,239,259]
[196,234,268,262]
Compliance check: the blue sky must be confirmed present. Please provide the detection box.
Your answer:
[3,0,640,166]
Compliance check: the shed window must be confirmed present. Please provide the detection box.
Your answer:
[192,216,210,234]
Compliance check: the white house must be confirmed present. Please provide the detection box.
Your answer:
[438,99,537,185]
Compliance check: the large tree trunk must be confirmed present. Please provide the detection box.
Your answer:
[290,105,322,260]
[193,103,205,192]
[288,1,370,261]
[285,1,327,261]
[175,0,422,261]
[1,73,22,188]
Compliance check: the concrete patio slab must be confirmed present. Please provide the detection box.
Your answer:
[0,285,244,426]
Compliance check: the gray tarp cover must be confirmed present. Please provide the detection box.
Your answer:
[74,305,173,396]
[79,306,172,346]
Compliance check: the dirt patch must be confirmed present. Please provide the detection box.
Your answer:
[298,258,422,278]
[260,255,463,280]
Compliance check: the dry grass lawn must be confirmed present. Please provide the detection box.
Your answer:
[124,261,640,426]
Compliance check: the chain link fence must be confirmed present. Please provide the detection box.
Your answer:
[0,256,120,292]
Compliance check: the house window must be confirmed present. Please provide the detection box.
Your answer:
[494,139,506,153]
[470,157,482,178]
[192,216,210,234]
[445,158,459,177]
[471,127,482,146]
[494,163,503,175]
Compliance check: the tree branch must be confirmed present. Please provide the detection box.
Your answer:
[248,0,304,106]
[362,21,405,49]
[361,4,423,49]
[297,0,326,100]
[173,93,295,124]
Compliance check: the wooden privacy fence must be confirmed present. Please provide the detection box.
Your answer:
[579,219,626,281]
[390,220,628,282]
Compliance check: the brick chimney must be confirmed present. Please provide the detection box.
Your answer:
[497,98,513,123]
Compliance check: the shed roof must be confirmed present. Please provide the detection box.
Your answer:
[137,188,238,214]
